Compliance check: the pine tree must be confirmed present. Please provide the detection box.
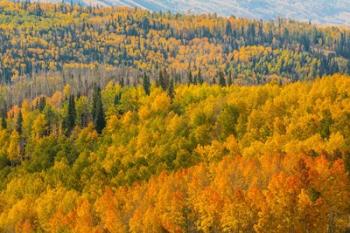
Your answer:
[320,109,332,139]
[188,70,193,84]
[167,78,175,100]
[114,93,122,105]
[37,97,46,111]
[227,70,233,86]
[16,111,23,134]
[225,20,232,36]
[159,69,168,91]
[1,109,6,130]
[1,117,6,130]
[197,69,204,84]
[64,95,76,135]
[143,73,151,95]
[92,86,106,134]
[119,77,124,87]
[219,71,226,86]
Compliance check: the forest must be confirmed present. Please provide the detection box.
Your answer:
[0,74,349,232]
[0,0,349,232]
[0,0,350,106]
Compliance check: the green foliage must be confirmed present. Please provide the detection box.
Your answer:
[92,86,106,134]
[217,104,240,139]
[0,75,348,232]
[16,111,23,134]
[63,95,76,135]
[320,109,333,139]
[143,73,151,96]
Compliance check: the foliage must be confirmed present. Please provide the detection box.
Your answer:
[0,74,349,232]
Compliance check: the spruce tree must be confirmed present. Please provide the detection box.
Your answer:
[92,86,106,134]
[143,73,151,95]
[119,77,124,87]
[158,69,168,91]
[16,111,23,134]
[167,78,175,100]
[219,71,226,86]
[1,109,6,130]
[188,70,193,84]
[1,117,6,130]
[227,70,233,86]
[37,97,46,111]
[197,69,203,84]
[64,95,76,135]
[114,93,122,105]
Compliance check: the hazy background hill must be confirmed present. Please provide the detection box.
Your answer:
[39,0,350,25]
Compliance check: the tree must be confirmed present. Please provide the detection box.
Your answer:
[37,97,46,111]
[197,69,204,84]
[92,86,106,134]
[95,189,127,233]
[114,93,122,105]
[227,71,233,86]
[63,95,76,135]
[218,71,226,86]
[16,111,23,134]
[143,73,151,95]
[225,21,232,36]
[217,104,240,139]
[1,116,6,130]
[7,130,21,163]
[320,109,332,139]
[33,114,48,139]
[188,70,193,84]
[158,69,168,91]
[167,79,175,100]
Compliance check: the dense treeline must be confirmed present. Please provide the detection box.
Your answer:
[0,0,349,87]
[0,1,350,231]
[0,74,349,232]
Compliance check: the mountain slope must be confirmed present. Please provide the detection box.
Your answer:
[48,0,350,25]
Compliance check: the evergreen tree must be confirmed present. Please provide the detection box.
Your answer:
[1,109,6,130]
[188,70,193,84]
[1,117,6,130]
[16,111,23,134]
[64,95,76,135]
[158,69,168,91]
[225,21,232,36]
[167,78,175,100]
[119,77,125,87]
[92,86,106,134]
[197,69,203,84]
[320,109,333,139]
[143,73,151,95]
[114,93,122,105]
[37,97,46,111]
[227,70,233,86]
[219,71,226,86]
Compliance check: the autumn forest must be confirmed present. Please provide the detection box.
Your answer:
[0,0,349,232]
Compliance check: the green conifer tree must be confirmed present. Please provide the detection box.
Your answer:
[219,71,226,86]
[143,73,151,95]
[16,111,23,134]
[64,95,76,135]
[167,78,175,100]
[92,86,106,134]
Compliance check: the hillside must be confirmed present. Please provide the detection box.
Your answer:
[35,0,350,25]
[0,75,349,232]
[0,1,349,109]
[0,1,349,232]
